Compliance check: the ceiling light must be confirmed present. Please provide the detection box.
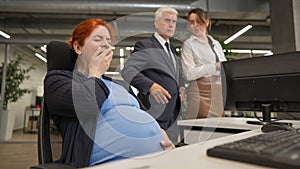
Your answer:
[119,48,124,57]
[252,50,273,55]
[228,49,272,55]
[224,24,252,44]
[35,52,47,63]
[40,45,47,53]
[0,30,11,39]
[105,72,120,75]
[125,47,134,51]
[120,57,124,70]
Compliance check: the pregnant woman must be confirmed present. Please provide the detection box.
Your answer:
[44,18,174,168]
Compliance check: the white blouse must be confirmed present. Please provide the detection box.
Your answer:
[181,34,227,81]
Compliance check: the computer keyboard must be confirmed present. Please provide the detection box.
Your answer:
[207,130,300,169]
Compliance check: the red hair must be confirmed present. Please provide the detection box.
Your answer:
[68,18,115,49]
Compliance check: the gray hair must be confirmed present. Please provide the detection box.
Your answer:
[155,7,178,21]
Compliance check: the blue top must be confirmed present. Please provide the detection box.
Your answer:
[89,77,163,165]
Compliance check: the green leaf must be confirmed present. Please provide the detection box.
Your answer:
[0,56,35,110]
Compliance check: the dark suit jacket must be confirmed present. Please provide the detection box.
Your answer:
[121,34,185,130]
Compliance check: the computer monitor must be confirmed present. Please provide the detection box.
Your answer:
[35,96,43,108]
[221,51,300,125]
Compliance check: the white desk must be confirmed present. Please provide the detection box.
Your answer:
[85,130,272,169]
[177,117,300,144]
[83,117,300,169]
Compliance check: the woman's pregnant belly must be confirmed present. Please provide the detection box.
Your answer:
[89,105,164,165]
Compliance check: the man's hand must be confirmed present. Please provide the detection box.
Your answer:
[179,87,185,102]
[149,83,171,104]
[160,129,175,150]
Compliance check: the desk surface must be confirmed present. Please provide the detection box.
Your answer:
[85,129,272,169]
[84,117,300,169]
[178,117,300,130]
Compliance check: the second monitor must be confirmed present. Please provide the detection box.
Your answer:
[221,51,300,124]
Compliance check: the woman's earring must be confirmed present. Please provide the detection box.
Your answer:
[73,42,82,55]
[74,49,81,55]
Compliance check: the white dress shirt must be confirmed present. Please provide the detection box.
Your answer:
[181,34,227,81]
[154,32,176,69]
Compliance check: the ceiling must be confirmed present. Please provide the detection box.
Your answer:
[0,0,272,69]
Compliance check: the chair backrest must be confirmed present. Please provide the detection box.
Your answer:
[46,41,77,71]
[32,41,77,169]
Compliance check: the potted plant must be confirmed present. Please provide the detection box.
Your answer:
[0,55,35,140]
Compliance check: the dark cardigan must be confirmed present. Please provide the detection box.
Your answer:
[44,70,109,167]
[44,70,143,168]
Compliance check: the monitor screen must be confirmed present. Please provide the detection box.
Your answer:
[35,96,43,108]
[221,51,300,123]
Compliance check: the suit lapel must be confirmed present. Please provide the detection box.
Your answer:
[151,35,176,74]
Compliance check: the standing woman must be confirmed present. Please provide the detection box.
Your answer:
[181,8,227,119]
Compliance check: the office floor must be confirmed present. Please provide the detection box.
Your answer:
[0,130,61,169]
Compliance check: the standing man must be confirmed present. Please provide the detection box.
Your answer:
[121,7,185,143]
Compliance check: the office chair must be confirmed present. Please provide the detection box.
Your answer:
[30,41,77,169]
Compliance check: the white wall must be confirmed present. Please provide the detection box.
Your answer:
[0,44,47,130]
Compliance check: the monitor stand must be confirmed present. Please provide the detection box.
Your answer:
[246,104,293,126]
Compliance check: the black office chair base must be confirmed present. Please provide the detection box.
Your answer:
[30,163,75,169]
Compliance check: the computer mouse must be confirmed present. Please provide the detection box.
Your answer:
[261,123,298,133]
